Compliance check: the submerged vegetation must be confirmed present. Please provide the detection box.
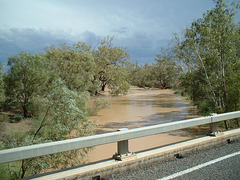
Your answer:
[0,0,240,179]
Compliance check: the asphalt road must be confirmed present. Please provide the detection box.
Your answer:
[104,137,240,180]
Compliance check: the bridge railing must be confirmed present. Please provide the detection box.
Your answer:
[0,111,240,164]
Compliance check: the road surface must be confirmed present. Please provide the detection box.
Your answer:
[105,137,240,180]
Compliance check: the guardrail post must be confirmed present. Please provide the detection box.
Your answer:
[210,113,217,133]
[113,128,136,161]
[117,128,129,155]
[210,122,217,133]
[209,113,223,136]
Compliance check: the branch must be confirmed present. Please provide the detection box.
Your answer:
[32,106,50,141]
[195,50,218,108]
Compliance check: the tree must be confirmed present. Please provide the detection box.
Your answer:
[0,63,5,107]
[1,40,123,178]
[128,49,181,89]
[37,79,95,140]
[45,42,98,93]
[4,52,50,117]
[128,63,153,88]
[174,0,240,127]
[154,48,181,89]
[0,79,95,179]
[93,37,131,95]
[127,62,145,87]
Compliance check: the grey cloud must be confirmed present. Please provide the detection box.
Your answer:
[117,31,169,63]
[0,28,67,64]
[0,27,168,66]
[81,31,99,46]
[0,28,101,64]
[112,27,129,36]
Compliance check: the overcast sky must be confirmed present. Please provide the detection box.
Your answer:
[0,0,216,65]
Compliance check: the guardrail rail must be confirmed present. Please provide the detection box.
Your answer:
[0,111,240,164]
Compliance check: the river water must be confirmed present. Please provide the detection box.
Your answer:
[88,87,206,162]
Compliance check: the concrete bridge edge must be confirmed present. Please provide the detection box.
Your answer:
[26,128,240,180]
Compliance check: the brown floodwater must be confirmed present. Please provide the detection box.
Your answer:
[88,87,206,162]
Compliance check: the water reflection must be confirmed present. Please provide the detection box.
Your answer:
[90,88,198,134]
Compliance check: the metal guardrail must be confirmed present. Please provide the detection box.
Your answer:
[0,111,240,164]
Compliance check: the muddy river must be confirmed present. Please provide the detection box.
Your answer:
[88,87,206,162]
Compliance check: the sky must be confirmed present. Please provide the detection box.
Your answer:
[0,0,217,65]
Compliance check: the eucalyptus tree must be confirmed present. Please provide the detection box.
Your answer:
[126,62,142,87]
[1,45,97,178]
[128,49,180,89]
[154,48,181,89]
[4,52,50,117]
[45,42,98,93]
[0,78,95,179]
[174,0,240,126]
[93,37,131,95]
[1,42,99,178]
[127,63,153,88]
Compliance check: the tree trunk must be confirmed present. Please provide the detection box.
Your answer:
[20,160,26,178]
[101,84,106,91]
[22,104,28,118]
[224,120,228,130]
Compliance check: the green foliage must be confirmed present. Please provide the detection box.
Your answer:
[93,36,131,95]
[87,97,110,116]
[0,63,5,108]
[1,44,100,178]
[8,114,23,123]
[0,161,21,180]
[4,52,50,117]
[135,64,156,88]
[174,0,240,117]
[43,79,95,140]
[45,38,131,96]
[107,66,130,95]
[0,78,96,179]
[0,126,50,179]
[129,48,181,89]
[0,35,130,180]
[0,37,132,178]
[153,48,181,89]
[226,61,240,111]
[46,43,97,93]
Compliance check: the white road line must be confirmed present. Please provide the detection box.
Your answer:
[158,151,240,180]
